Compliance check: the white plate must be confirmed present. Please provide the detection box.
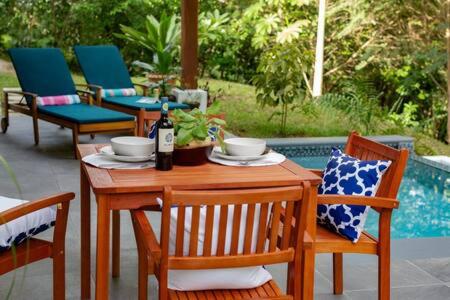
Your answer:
[212,146,271,161]
[99,146,154,162]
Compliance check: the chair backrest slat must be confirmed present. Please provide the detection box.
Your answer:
[281,201,295,250]
[256,203,270,253]
[175,206,186,256]
[230,204,243,255]
[243,203,256,254]
[345,132,409,199]
[269,202,282,252]
[216,205,229,256]
[202,205,215,256]
[189,206,201,256]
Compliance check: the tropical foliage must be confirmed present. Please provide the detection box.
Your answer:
[0,0,449,145]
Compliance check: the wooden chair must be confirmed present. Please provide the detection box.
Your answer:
[3,48,136,158]
[131,185,314,300]
[308,131,409,299]
[0,192,74,299]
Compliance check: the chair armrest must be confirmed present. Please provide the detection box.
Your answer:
[3,90,38,98]
[75,84,102,105]
[307,169,323,177]
[75,83,102,90]
[133,82,150,96]
[131,210,162,262]
[303,231,313,249]
[0,192,75,224]
[317,194,399,209]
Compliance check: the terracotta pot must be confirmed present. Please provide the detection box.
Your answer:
[147,73,177,85]
[173,145,212,166]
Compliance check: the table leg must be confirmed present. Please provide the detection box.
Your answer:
[80,166,91,299]
[96,195,111,300]
[112,210,120,278]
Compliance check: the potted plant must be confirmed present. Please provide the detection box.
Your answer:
[171,102,226,166]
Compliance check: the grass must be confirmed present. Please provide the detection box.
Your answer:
[0,70,449,156]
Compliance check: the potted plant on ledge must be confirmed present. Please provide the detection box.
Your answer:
[171,103,225,166]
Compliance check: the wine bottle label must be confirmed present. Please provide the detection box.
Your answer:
[158,128,174,152]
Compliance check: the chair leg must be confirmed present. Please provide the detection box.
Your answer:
[90,134,95,139]
[33,116,39,145]
[131,212,148,300]
[53,248,66,300]
[333,253,344,294]
[301,248,316,300]
[112,210,121,278]
[72,126,79,159]
[378,210,392,300]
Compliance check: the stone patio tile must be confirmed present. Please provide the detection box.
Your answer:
[410,257,450,283]
[316,259,441,291]
[346,284,450,300]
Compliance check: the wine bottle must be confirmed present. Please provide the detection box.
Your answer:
[155,97,174,171]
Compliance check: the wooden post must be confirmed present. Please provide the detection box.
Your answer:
[312,0,327,97]
[181,0,199,89]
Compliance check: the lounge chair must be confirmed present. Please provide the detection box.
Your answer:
[73,45,190,125]
[2,48,136,157]
[0,192,75,299]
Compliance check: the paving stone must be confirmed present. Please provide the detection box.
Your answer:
[410,257,450,283]
[347,284,450,300]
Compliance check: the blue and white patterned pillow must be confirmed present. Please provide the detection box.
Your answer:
[317,148,391,243]
[0,196,56,252]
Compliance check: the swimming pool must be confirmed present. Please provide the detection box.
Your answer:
[290,156,450,239]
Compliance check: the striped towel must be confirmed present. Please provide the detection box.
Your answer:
[36,94,81,106]
[101,88,137,97]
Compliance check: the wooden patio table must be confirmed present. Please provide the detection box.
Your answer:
[78,144,322,300]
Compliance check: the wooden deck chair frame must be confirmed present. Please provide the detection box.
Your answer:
[131,185,315,300]
[1,89,136,158]
[0,192,75,299]
[308,131,409,299]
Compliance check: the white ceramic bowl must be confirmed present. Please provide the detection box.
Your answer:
[111,136,155,157]
[224,138,266,157]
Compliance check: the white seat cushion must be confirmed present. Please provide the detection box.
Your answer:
[157,199,272,291]
[0,196,56,252]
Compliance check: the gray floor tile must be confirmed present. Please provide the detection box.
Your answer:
[347,284,450,300]
[316,259,441,291]
[410,257,450,283]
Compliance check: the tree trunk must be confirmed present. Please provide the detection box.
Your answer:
[447,0,450,143]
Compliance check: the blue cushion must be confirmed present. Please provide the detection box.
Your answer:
[317,148,391,242]
[103,96,191,111]
[38,103,134,124]
[8,48,77,105]
[74,45,134,89]
[0,196,56,252]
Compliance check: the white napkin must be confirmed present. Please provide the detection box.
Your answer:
[208,151,286,167]
[82,153,155,169]
[136,97,159,104]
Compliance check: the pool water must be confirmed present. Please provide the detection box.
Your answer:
[291,156,450,239]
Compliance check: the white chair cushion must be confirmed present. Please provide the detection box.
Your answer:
[157,199,272,291]
[0,196,56,252]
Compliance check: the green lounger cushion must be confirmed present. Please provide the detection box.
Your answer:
[103,96,190,111]
[8,48,77,105]
[38,103,134,124]
[73,45,134,89]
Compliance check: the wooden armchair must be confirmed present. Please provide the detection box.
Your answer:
[0,192,75,299]
[310,131,409,299]
[131,185,314,300]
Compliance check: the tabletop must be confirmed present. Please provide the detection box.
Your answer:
[77,144,322,194]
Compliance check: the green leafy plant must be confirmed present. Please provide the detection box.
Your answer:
[171,101,226,149]
[116,13,180,75]
[252,42,312,135]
